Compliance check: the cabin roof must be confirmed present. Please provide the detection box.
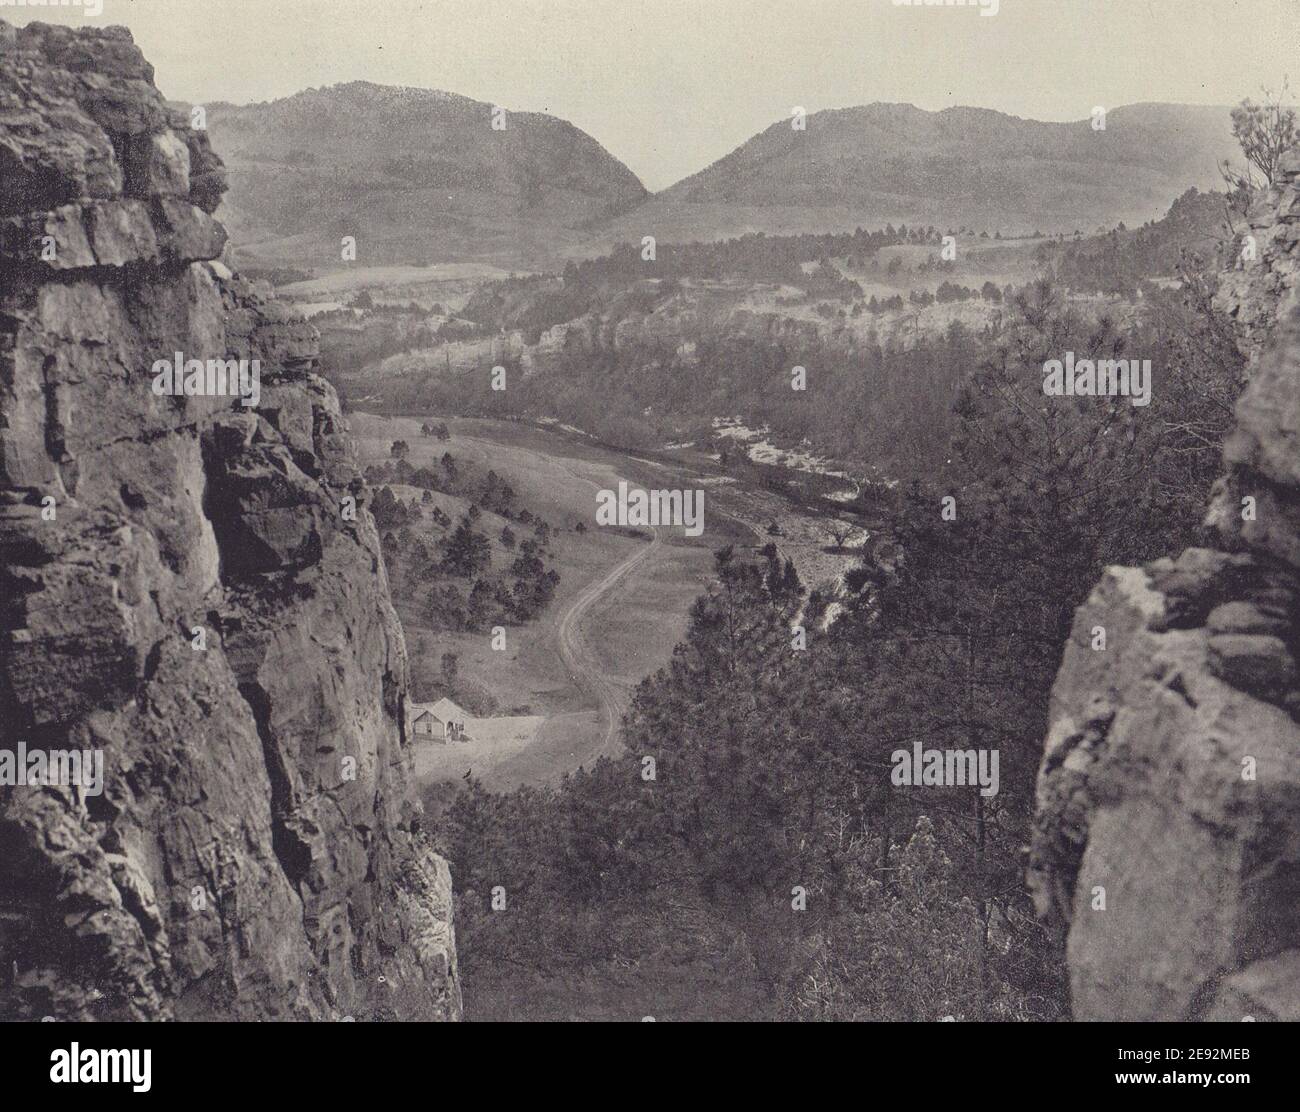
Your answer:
[413,697,470,723]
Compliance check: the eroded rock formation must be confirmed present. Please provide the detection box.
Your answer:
[0,21,459,1020]
[1215,149,1300,366]
[1029,154,1300,1021]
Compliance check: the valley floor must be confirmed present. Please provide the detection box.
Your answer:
[350,414,740,791]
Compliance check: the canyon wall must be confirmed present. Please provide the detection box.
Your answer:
[1029,150,1300,1020]
[0,21,459,1020]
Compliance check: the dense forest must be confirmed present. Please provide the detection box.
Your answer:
[349,262,1237,482]
[324,182,1242,487]
[460,224,944,337]
[1034,188,1232,297]
[433,258,1246,1019]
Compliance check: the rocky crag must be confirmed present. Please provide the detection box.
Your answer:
[1029,151,1300,1020]
[1215,150,1300,365]
[0,21,459,1020]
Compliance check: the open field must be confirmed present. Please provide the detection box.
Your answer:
[351,412,871,792]
[279,263,519,294]
[411,714,546,786]
[350,413,739,791]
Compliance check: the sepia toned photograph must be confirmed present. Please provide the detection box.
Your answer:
[1,0,1297,1081]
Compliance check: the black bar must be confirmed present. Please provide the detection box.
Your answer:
[1,1020,1289,1098]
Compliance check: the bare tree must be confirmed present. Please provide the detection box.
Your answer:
[1220,80,1297,204]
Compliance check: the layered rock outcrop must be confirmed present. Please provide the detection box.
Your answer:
[1215,149,1300,365]
[1029,157,1300,1020]
[0,21,459,1020]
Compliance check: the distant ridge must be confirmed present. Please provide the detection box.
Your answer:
[200,80,649,269]
[583,102,1241,253]
[206,89,1241,267]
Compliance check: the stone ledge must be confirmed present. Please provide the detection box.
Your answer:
[0,198,227,271]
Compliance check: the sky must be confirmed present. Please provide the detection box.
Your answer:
[7,0,1299,190]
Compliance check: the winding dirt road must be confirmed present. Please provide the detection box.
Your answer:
[548,456,664,753]
[555,523,663,753]
[448,436,669,758]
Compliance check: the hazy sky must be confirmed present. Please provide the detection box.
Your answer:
[9,0,1298,190]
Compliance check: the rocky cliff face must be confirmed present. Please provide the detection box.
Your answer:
[1215,149,1300,366]
[0,21,459,1021]
[1029,153,1300,1021]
